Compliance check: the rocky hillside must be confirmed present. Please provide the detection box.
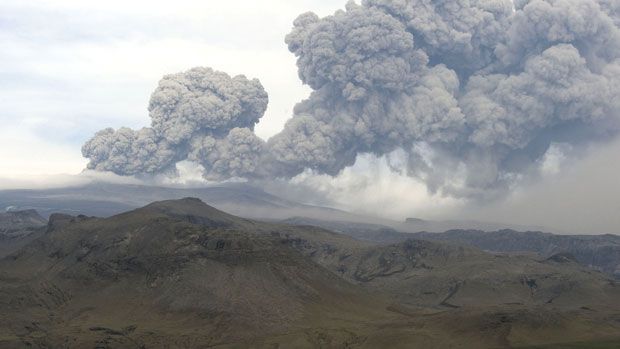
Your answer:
[0,209,46,258]
[0,199,618,348]
[0,209,46,232]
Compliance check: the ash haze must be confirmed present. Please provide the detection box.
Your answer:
[1,0,620,234]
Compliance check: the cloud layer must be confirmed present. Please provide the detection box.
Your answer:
[83,0,620,199]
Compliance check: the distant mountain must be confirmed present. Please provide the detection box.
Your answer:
[403,216,549,234]
[0,181,556,233]
[0,182,357,221]
[0,199,618,347]
[413,230,620,278]
[281,217,620,279]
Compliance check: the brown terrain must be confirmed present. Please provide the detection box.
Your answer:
[0,198,619,348]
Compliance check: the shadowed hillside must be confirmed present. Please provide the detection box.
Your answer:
[0,210,47,258]
[0,199,619,348]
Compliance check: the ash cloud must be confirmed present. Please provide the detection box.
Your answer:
[82,67,269,179]
[83,0,620,199]
[188,127,265,180]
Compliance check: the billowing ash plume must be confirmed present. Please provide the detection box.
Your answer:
[269,0,620,197]
[83,0,620,199]
[148,68,268,144]
[83,67,268,179]
[188,128,265,180]
[82,127,178,175]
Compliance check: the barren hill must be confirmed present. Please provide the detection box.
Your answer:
[0,199,618,348]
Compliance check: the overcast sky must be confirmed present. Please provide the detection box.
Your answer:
[1,0,619,234]
[0,0,341,176]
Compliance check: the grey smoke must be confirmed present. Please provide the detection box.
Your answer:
[188,127,266,180]
[148,67,268,145]
[365,0,513,74]
[269,0,620,197]
[82,127,177,175]
[82,67,269,179]
[83,0,620,199]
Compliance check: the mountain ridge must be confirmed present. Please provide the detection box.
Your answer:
[1,198,618,348]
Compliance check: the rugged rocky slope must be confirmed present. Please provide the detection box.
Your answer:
[0,209,46,232]
[0,199,618,348]
[0,199,378,348]
[0,209,46,258]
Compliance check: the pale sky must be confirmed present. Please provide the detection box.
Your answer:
[0,0,341,176]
